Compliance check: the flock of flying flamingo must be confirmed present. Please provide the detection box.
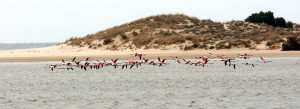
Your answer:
[48,53,271,71]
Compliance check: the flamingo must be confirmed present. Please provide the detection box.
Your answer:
[49,64,57,71]
[208,53,217,58]
[67,66,73,70]
[182,59,190,64]
[60,59,76,70]
[241,62,257,67]
[122,64,128,69]
[237,53,252,57]
[175,59,180,64]
[224,59,232,66]
[169,56,180,63]
[46,53,275,72]
[218,57,226,61]
[129,61,139,69]
[237,54,250,59]
[71,57,76,62]
[111,59,119,69]
[202,57,208,64]
[258,57,271,63]
[143,58,149,63]
[149,60,157,65]
[158,57,166,66]
[190,61,201,66]
[131,53,146,60]
[85,57,90,61]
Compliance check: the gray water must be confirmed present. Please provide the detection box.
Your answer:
[1,58,300,108]
[1,58,299,73]
[0,42,60,50]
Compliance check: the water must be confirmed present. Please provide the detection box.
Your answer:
[0,42,60,50]
[0,58,300,108]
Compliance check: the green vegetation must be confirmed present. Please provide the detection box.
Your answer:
[282,36,300,51]
[245,11,293,28]
[64,14,300,50]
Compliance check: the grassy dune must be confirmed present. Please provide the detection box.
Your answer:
[64,14,300,51]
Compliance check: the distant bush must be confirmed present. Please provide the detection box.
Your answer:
[198,43,207,49]
[132,36,152,48]
[186,36,193,40]
[282,37,300,51]
[132,31,138,36]
[184,45,192,50]
[88,45,92,49]
[192,43,199,48]
[154,35,185,45]
[103,38,113,45]
[274,17,286,28]
[266,41,274,46]
[216,41,231,49]
[286,21,293,28]
[245,11,293,28]
[120,34,127,39]
[245,11,275,26]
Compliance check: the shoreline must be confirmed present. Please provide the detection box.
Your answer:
[1,45,300,62]
[1,57,300,63]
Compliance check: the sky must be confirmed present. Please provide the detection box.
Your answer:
[0,0,299,43]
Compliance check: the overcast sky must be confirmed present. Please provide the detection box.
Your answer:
[0,0,299,43]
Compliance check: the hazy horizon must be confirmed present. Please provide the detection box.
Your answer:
[1,0,299,43]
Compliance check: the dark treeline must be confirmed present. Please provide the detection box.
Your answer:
[245,11,293,28]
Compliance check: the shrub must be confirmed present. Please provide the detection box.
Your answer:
[186,36,193,40]
[120,34,127,39]
[245,11,275,26]
[274,17,286,27]
[155,35,185,45]
[184,45,188,50]
[199,44,207,49]
[266,41,274,46]
[103,38,113,45]
[132,31,138,36]
[183,45,193,50]
[282,37,300,51]
[286,21,293,28]
[132,36,152,48]
[192,43,199,48]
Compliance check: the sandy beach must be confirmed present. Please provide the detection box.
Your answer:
[1,44,300,62]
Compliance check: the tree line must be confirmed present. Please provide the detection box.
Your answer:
[245,11,293,28]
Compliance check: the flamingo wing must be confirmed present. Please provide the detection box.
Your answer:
[72,57,76,62]
[158,57,161,63]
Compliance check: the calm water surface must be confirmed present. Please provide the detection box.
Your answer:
[0,58,299,73]
[0,58,300,108]
[0,42,60,50]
